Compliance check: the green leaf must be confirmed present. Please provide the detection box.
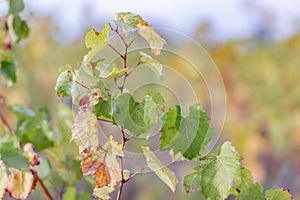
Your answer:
[84,25,110,64]
[234,167,253,192]
[160,104,213,159]
[146,90,165,105]
[35,158,51,180]
[9,104,35,118]
[183,142,244,199]
[0,142,29,171]
[143,94,164,127]
[265,188,293,200]
[63,186,76,200]
[8,0,24,14]
[12,14,30,42]
[238,183,265,200]
[93,186,114,200]
[0,61,16,83]
[95,97,112,120]
[71,109,99,153]
[76,191,91,200]
[160,105,181,149]
[139,52,163,76]
[142,146,178,192]
[71,65,101,108]
[112,93,164,136]
[15,107,54,151]
[55,65,74,97]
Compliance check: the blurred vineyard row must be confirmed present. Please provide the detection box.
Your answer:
[1,18,300,199]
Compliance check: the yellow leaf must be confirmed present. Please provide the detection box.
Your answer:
[0,163,8,199]
[137,22,165,55]
[84,25,110,64]
[6,168,34,200]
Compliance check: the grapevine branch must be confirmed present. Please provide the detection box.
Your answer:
[97,117,113,123]
[111,25,142,200]
[36,175,53,200]
[116,126,126,200]
[0,111,13,135]
[124,165,147,183]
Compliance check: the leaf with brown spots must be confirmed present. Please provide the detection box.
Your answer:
[71,109,99,154]
[80,136,123,199]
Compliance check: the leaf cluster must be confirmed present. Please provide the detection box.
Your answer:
[54,12,294,200]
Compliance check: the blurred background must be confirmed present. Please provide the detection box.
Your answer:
[1,0,300,199]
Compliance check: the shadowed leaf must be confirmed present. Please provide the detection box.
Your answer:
[142,146,178,192]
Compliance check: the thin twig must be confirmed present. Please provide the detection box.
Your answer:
[0,111,13,135]
[108,44,124,58]
[198,155,216,161]
[115,30,128,47]
[124,165,147,183]
[125,135,133,142]
[127,33,139,47]
[126,62,141,77]
[36,175,53,200]
[75,81,89,90]
[115,25,141,200]
[117,126,127,200]
[97,118,113,123]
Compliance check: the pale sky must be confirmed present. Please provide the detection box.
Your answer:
[1,0,300,43]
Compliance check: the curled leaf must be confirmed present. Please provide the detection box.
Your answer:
[0,163,8,199]
[71,109,99,153]
[114,12,165,55]
[55,65,74,97]
[139,52,163,76]
[101,68,128,79]
[93,186,114,200]
[6,168,34,200]
[84,25,110,64]
[137,23,166,55]
[80,136,123,199]
[23,143,39,166]
[142,146,178,192]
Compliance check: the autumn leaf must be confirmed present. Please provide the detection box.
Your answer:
[71,109,99,154]
[0,163,7,199]
[81,136,122,188]
[84,25,110,64]
[114,12,165,55]
[23,143,39,166]
[6,168,35,200]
